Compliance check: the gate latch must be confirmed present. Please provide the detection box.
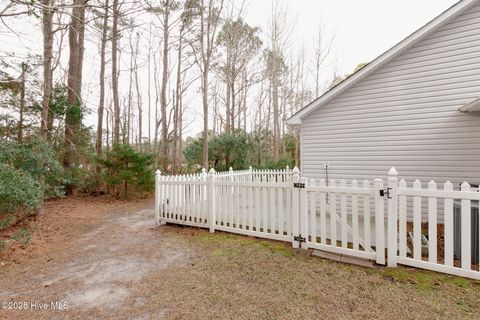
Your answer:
[294,235,306,243]
[294,182,305,189]
[379,188,392,199]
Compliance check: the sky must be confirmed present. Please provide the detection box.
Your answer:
[246,0,459,77]
[1,0,461,137]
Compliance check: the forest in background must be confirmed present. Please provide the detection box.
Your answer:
[0,0,349,224]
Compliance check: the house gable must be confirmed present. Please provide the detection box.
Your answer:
[287,0,480,125]
[298,0,480,188]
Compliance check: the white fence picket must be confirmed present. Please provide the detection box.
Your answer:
[248,184,254,230]
[329,179,337,247]
[270,186,276,234]
[374,179,385,265]
[444,181,454,267]
[398,179,407,258]
[363,180,371,253]
[319,179,327,245]
[351,180,359,251]
[461,182,471,270]
[340,179,347,249]
[255,184,261,232]
[428,180,437,264]
[278,187,284,236]
[413,180,422,261]
[286,174,292,236]
[310,179,317,244]
[262,186,268,232]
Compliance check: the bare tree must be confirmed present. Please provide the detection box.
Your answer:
[190,0,224,169]
[64,0,87,194]
[40,0,54,138]
[313,24,332,98]
[133,32,142,150]
[111,0,121,143]
[265,0,293,162]
[17,62,27,144]
[160,0,174,170]
[96,0,109,157]
[217,16,261,133]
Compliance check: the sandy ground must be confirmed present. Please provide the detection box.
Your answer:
[0,196,479,319]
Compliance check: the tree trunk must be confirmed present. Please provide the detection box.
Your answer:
[127,36,134,145]
[40,0,54,139]
[106,109,110,151]
[112,0,120,144]
[96,0,109,158]
[172,26,184,174]
[160,1,170,171]
[147,24,152,147]
[153,48,160,157]
[134,34,142,151]
[18,63,26,144]
[272,77,280,162]
[64,0,86,194]
[202,67,209,169]
[225,53,231,134]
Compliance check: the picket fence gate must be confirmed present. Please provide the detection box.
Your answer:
[155,167,480,280]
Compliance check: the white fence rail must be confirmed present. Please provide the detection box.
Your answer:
[155,167,480,280]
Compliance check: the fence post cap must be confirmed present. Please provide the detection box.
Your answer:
[388,167,398,176]
[229,167,233,172]
[286,165,289,170]
[249,166,252,171]
[292,166,300,174]
[208,168,216,175]
[202,167,206,173]
[155,169,161,175]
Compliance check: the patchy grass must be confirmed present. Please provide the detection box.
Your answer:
[254,240,295,257]
[0,214,14,230]
[127,226,480,319]
[11,228,32,246]
[379,267,480,293]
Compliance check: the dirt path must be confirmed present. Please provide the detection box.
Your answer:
[1,197,480,319]
[0,197,195,319]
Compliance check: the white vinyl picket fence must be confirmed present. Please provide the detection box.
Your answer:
[155,167,480,280]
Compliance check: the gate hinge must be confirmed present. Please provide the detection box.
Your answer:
[294,235,306,243]
[379,188,392,199]
[294,182,305,188]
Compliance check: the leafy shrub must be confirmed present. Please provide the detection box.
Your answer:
[0,137,65,198]
[184,131,250,171]
[0,163,42,214]
[98,143,155,198]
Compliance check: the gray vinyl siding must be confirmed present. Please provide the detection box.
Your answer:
[301,3,480,191]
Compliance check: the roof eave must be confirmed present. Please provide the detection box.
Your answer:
[285,115,303,126]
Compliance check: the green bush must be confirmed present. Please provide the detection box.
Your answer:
[98,143,155,198]
[0,138,65,198]
[0,163,42,214]
[184,131,250,171]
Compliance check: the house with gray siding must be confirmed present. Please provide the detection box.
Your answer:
[287,0,480,189]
